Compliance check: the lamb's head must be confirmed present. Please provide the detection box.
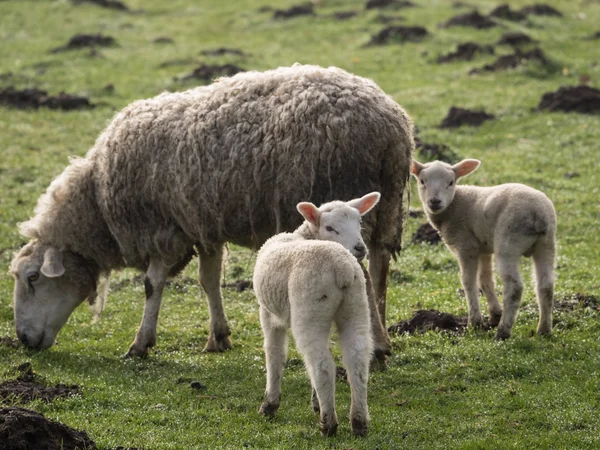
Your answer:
[411,159,480,215]
[296,192,380,261]
[10,241,99,350]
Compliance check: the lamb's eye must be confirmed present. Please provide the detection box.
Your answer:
[420,179,425,185]
[27,272,39,283]
[325,226,338,234]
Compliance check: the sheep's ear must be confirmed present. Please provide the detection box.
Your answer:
[411,160,425,178]
[452,159,480,179]
[297,202,320,225]
[41,247,65,278]
[347,192,381,216]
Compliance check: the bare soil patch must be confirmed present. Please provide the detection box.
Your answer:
[366,0,415,9]
[415,136,460,163]
[52,33,117,53]
[469,48,547,74]
[497,31,536,47]
[388,310,467,334]
[519,4,562,17]
[72,0,128,11]
[367,25,428,45]
[0,87,93,110]
[181,64,245,81]
[153,36,174,44]
[441,10,497,29]
[374,13,405,23]
[439,106,495,128]
[0,363,80,404]
[554,293,599,311]
[436,42,494,63]
[273,3,315,19]
[411,223,441,245]
[489,4,527,21]
[200,47,247,57]
[330,11,357,20]
[538,85,600,114]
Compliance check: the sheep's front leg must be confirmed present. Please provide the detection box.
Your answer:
[258,306,287,416]
[199,245,232,352]
[364,249,392,367]
[125,258,169,358]
[495,254,523,340]
[478,254,502,327]
[457,252,484,328]
[533,244,555,335]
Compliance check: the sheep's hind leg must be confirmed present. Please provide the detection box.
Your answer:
[364,250,392,368]
[199,245,232,352]
[533,242,555,335]
[478,254,502,327]
[258,306,287,416]
[495,254,524,340]
[457,253,485,328]
[125,258,169,358]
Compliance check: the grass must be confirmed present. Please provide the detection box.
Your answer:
[1,0,600,448]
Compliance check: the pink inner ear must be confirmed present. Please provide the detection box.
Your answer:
[358,195,378,214]
[456,160,479,178]
[298,203,319,225]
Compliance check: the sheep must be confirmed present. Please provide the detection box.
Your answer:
[10,64,413,358]
[410,159,556,339]
[254,192,380,437]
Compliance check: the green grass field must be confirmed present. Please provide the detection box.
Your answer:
[1,0,599,448]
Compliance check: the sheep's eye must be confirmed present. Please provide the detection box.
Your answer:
[449,181,454,187]
[325,226,338,234]
[27,272,39,283]
[420,179,425,185]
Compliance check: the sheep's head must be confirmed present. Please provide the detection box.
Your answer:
[9,241,100,350]
[411,159,480,215]
[296,192,380,261]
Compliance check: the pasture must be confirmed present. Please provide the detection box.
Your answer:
[1,0,599,448]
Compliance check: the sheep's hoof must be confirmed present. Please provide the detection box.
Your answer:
[370,353,388,372]
[537,326,552,336]
[259,402,279,417]
[494,328,511,340]
[123,344,149,359]
[351,418,369,437]
[319,421,338,437]
[203,334,232,352]
[489,313,502,328]
[312,389,320,413]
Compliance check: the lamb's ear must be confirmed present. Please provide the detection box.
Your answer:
[411,160,425,178]
[297,202,320,225]
[41,247,65,278]
[347,192,381,216]
[452,159,480,179]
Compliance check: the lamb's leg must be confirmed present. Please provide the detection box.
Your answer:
[198,245,232,352]
[533,242,555,335]
[365,247,392,367]
[495,254,524,340]
[125,258,169,358]
[336,307,372,437]
[457,253,484,328]
[258,306,287,416]
[478,253,502,327]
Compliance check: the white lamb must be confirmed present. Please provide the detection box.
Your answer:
[411,159,556,340]
[253,192,380,437]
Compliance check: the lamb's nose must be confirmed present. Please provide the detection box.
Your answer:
[429,199,442,210]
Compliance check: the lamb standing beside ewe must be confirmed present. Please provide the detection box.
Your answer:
[411,159,556,339]
[254,193,380,437]
[10,64,413,358]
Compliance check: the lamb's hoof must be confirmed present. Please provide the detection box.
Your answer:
[489,313,502,328]
[537,327,552,336]
[370,353,388,372]
[494,328,511,340]
[319,421,338,437]
[203,334,232,352]
[259,402,279,417]
[351,418,369,437]
[123,343,149,359]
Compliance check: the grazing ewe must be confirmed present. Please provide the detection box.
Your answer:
[10,64,413,357]
[254,193,380,437]
[411,159,556,339]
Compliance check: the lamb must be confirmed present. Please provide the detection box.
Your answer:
[411,159,556,339]
[253,192,380,437]
[10,64,413,359]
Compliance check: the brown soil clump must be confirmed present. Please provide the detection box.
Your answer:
[388,310,467,334]
[415,136,460,163]
[497,31,536,47]
[554,293,599,311]
[411,223,441,245]
[200,47,247,57]
[367,25,428,45]
[439,106,495,128]
[181,64,245,81]
[366,0,415,9]
[442,10,497,29]
[0,87,93,110]
[0,407,96,450]
[519,4,562,17]
[330,11,357,20]
[52,33,117,52]
[0,363,80,404]
[489,4,527,21]
[437,42,494,63]
[470,48,547,74]
[153,36,174,44]
[273,3,315,19]
[72,0,128,11]
[538,85,600,114]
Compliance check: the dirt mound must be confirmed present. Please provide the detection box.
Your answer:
[439,106,495,128]
[538,85,600,114]
[181,64,245,81]
[437,42,494,63]
[497,31,536,47]
[415,137,460,163]
[0,407,96,450]
[519,4,562,17]
[330,11,357,20]
[0,87,93,110]
[153,36,174,44]
[52,33,116,52]
[365,0,415,9]
[367,25,428,45]
[273,3,315,19]
[411,223,441,245]
[388,310,467,334]
[374,13,405,23]
[554,293,599,311]
[200,47,246,57]
[72,0,128,11]
[442,10,497,29]
[0,363,80,404]
[489,4,527,21]
[470,48,547,74]
[586,31,600,40]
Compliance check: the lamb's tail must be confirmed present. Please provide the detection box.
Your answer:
[333,256,362,290]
